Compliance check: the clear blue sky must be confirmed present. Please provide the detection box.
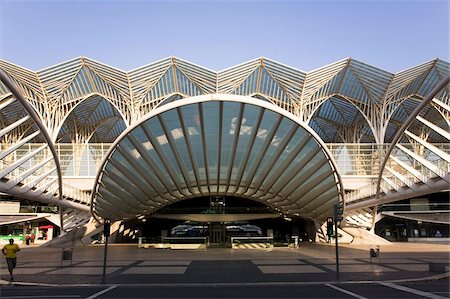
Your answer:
[0,0,448,72]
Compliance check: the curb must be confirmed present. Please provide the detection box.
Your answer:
[2,272,448,288]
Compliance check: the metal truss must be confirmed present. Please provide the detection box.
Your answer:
[0,57,448,145]
[0,70,91,232]
[345,75,450,228]
[0,57,449,230]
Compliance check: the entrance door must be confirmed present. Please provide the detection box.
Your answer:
[209,223,226,246]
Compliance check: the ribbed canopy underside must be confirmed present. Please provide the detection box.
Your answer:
[92,95,342,221]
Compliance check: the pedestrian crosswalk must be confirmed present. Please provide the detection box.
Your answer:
[0,258,439,277]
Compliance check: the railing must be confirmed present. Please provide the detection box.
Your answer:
[230,236,274,249]
[2,143,449,179]
[0,143,111,178]
[344,142,450,204]
[19,205,59,213]
[326,143,386,176]
[62,183,91,205]
[379,203,450,212]
[2,142,448,207]
[156,206,278,214]
[344,182,376,204]
[0,154,91,205]
[161,237,208,249]
[0,152,59,193]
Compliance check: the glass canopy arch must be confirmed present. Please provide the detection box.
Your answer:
[91,94,344,222]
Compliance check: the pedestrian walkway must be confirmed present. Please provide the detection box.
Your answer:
[0,242,448,285]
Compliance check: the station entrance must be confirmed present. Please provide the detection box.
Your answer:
[121,196,316,248]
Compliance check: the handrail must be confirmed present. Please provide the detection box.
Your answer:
[231,236,274,242]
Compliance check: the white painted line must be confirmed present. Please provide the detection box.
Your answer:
[86,285,117,299]
[252,259,305,265]
[4,271,450,288]
[139,260,191,266]
[325,283,367,299]
[10,281,58,287]
[258,265,325,274]
[0,296,79,299]
[0,279,10,285]
[378,282,447,299]
[122,266,187,274]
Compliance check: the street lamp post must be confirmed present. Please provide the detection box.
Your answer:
[333,204,343,281]
[101,218,111,284]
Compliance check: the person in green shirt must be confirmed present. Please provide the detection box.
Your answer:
[2,238,20,281]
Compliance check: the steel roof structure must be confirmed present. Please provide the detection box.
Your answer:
[0,57,448,145]
[0,57,449,227]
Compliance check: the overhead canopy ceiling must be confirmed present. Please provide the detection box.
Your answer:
[91,95,343,222]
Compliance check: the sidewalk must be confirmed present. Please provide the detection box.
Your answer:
[1,242,449,285]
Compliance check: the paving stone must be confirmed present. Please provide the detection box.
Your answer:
[0,267,55,275]
[46,267,121,275]
[308,259,366,265]
[258,265,325,274]
[388,264,429,271]
[252,259,305,265]
[321,264,398,272]
[122,267,187,274]
[78,261,133,266]
[19,262,63,267]
[139,260,191,266]
[366,258,419,264]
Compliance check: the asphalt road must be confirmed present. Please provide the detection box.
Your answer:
[0,280,448,299]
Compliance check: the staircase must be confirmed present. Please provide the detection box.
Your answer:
[343,95,450,225]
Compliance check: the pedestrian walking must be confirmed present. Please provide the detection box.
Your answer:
[2,238,20,281]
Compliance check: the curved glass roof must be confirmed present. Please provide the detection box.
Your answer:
[91,95,343,222]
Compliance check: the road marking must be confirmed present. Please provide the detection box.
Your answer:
[0,296,79,299]
[86,285,117,299]
[378,282,447,299]
[325,283,367,299]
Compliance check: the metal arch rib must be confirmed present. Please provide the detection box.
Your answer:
[242,113,284,196]
[113,147,170,203]
[127,134,178,198]
[158,114,195,196]
[0,69,66,230]
[141,120,188,197]
[224,103,245,194]
[232,107,265,195]
[246,123,299,197]
[376,74,450,198]
[176,107,203,195]
[198,103,211,193]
